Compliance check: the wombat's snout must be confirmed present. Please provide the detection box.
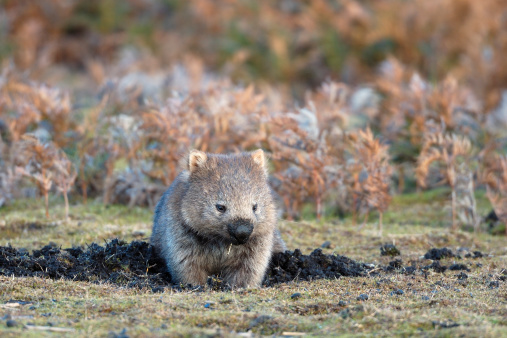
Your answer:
[227,219,254,245]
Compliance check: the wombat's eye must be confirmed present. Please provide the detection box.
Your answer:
[252,204,258,212]
[216,204,227,213]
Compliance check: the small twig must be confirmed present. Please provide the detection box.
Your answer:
[0,303,20,308]
[282,332,305,336]
[25,325,75,332]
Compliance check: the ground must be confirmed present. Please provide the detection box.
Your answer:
[0,188,506,337]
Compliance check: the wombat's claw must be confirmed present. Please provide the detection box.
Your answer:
[227,243,232,255]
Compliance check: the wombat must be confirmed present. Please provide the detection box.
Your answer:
[151,149,286,288]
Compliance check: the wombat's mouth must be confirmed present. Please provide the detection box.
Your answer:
[227,220,254,245]
[229,236,249,245]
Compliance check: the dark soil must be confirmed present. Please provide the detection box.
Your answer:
[265,249,368,286]
[424,248,455,260]
[465,251,486,259]
[449,264,470,271]
[0,239,170,289]
[380,244,401,257]
[423,261,448,273]
[0,241,490,291]
[0,240,368,290]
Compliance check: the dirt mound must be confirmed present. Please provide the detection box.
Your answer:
[380,244,401,257]
[0,240,368,290]
[1,240,489,290]
[423,248,455,260]
[0,239,171,289]
[265,249,368,286]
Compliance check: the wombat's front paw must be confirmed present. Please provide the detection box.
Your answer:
[223,268,263,288]
[178,268,209,286]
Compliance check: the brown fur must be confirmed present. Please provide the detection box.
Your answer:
[151,149,286,288]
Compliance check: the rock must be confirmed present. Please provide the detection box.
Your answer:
[321,241,332,249]
[357,294,368,301]
[290,292,302,300]
[6,319,17,327]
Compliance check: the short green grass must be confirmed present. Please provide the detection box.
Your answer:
[1,191,506,337]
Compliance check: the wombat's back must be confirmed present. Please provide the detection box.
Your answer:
[151,172,189,273]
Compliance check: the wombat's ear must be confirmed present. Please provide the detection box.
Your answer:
[188,150,207,173]
[251,149,268,175]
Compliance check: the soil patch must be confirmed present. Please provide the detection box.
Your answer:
[0,240,368,290]
[265,249,368,286]
[424,248,455,260]
[0,241,491,290]
[0,239,170,289]
[380,244,401,257]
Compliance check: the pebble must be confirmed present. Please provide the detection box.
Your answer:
[6,319,17,328]
[321,241,332,249]
[338,300,347,306]
[391,289,404,295]
[290,292,302,300]
[489,281,499,289]
[357,294,368,301]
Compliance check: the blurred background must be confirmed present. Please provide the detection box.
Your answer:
[0,0,506,233]
[3,0,507,102]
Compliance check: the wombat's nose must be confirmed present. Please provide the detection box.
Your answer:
[228,220,254,245]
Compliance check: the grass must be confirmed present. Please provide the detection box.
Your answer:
[1,190,506,337]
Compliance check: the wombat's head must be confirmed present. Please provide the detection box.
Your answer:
[181,149,276,245]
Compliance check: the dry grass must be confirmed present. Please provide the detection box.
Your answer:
[1,191,505,337]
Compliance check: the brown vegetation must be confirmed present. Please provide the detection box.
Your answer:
[482,155,507,235]
[0,1,505,235]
